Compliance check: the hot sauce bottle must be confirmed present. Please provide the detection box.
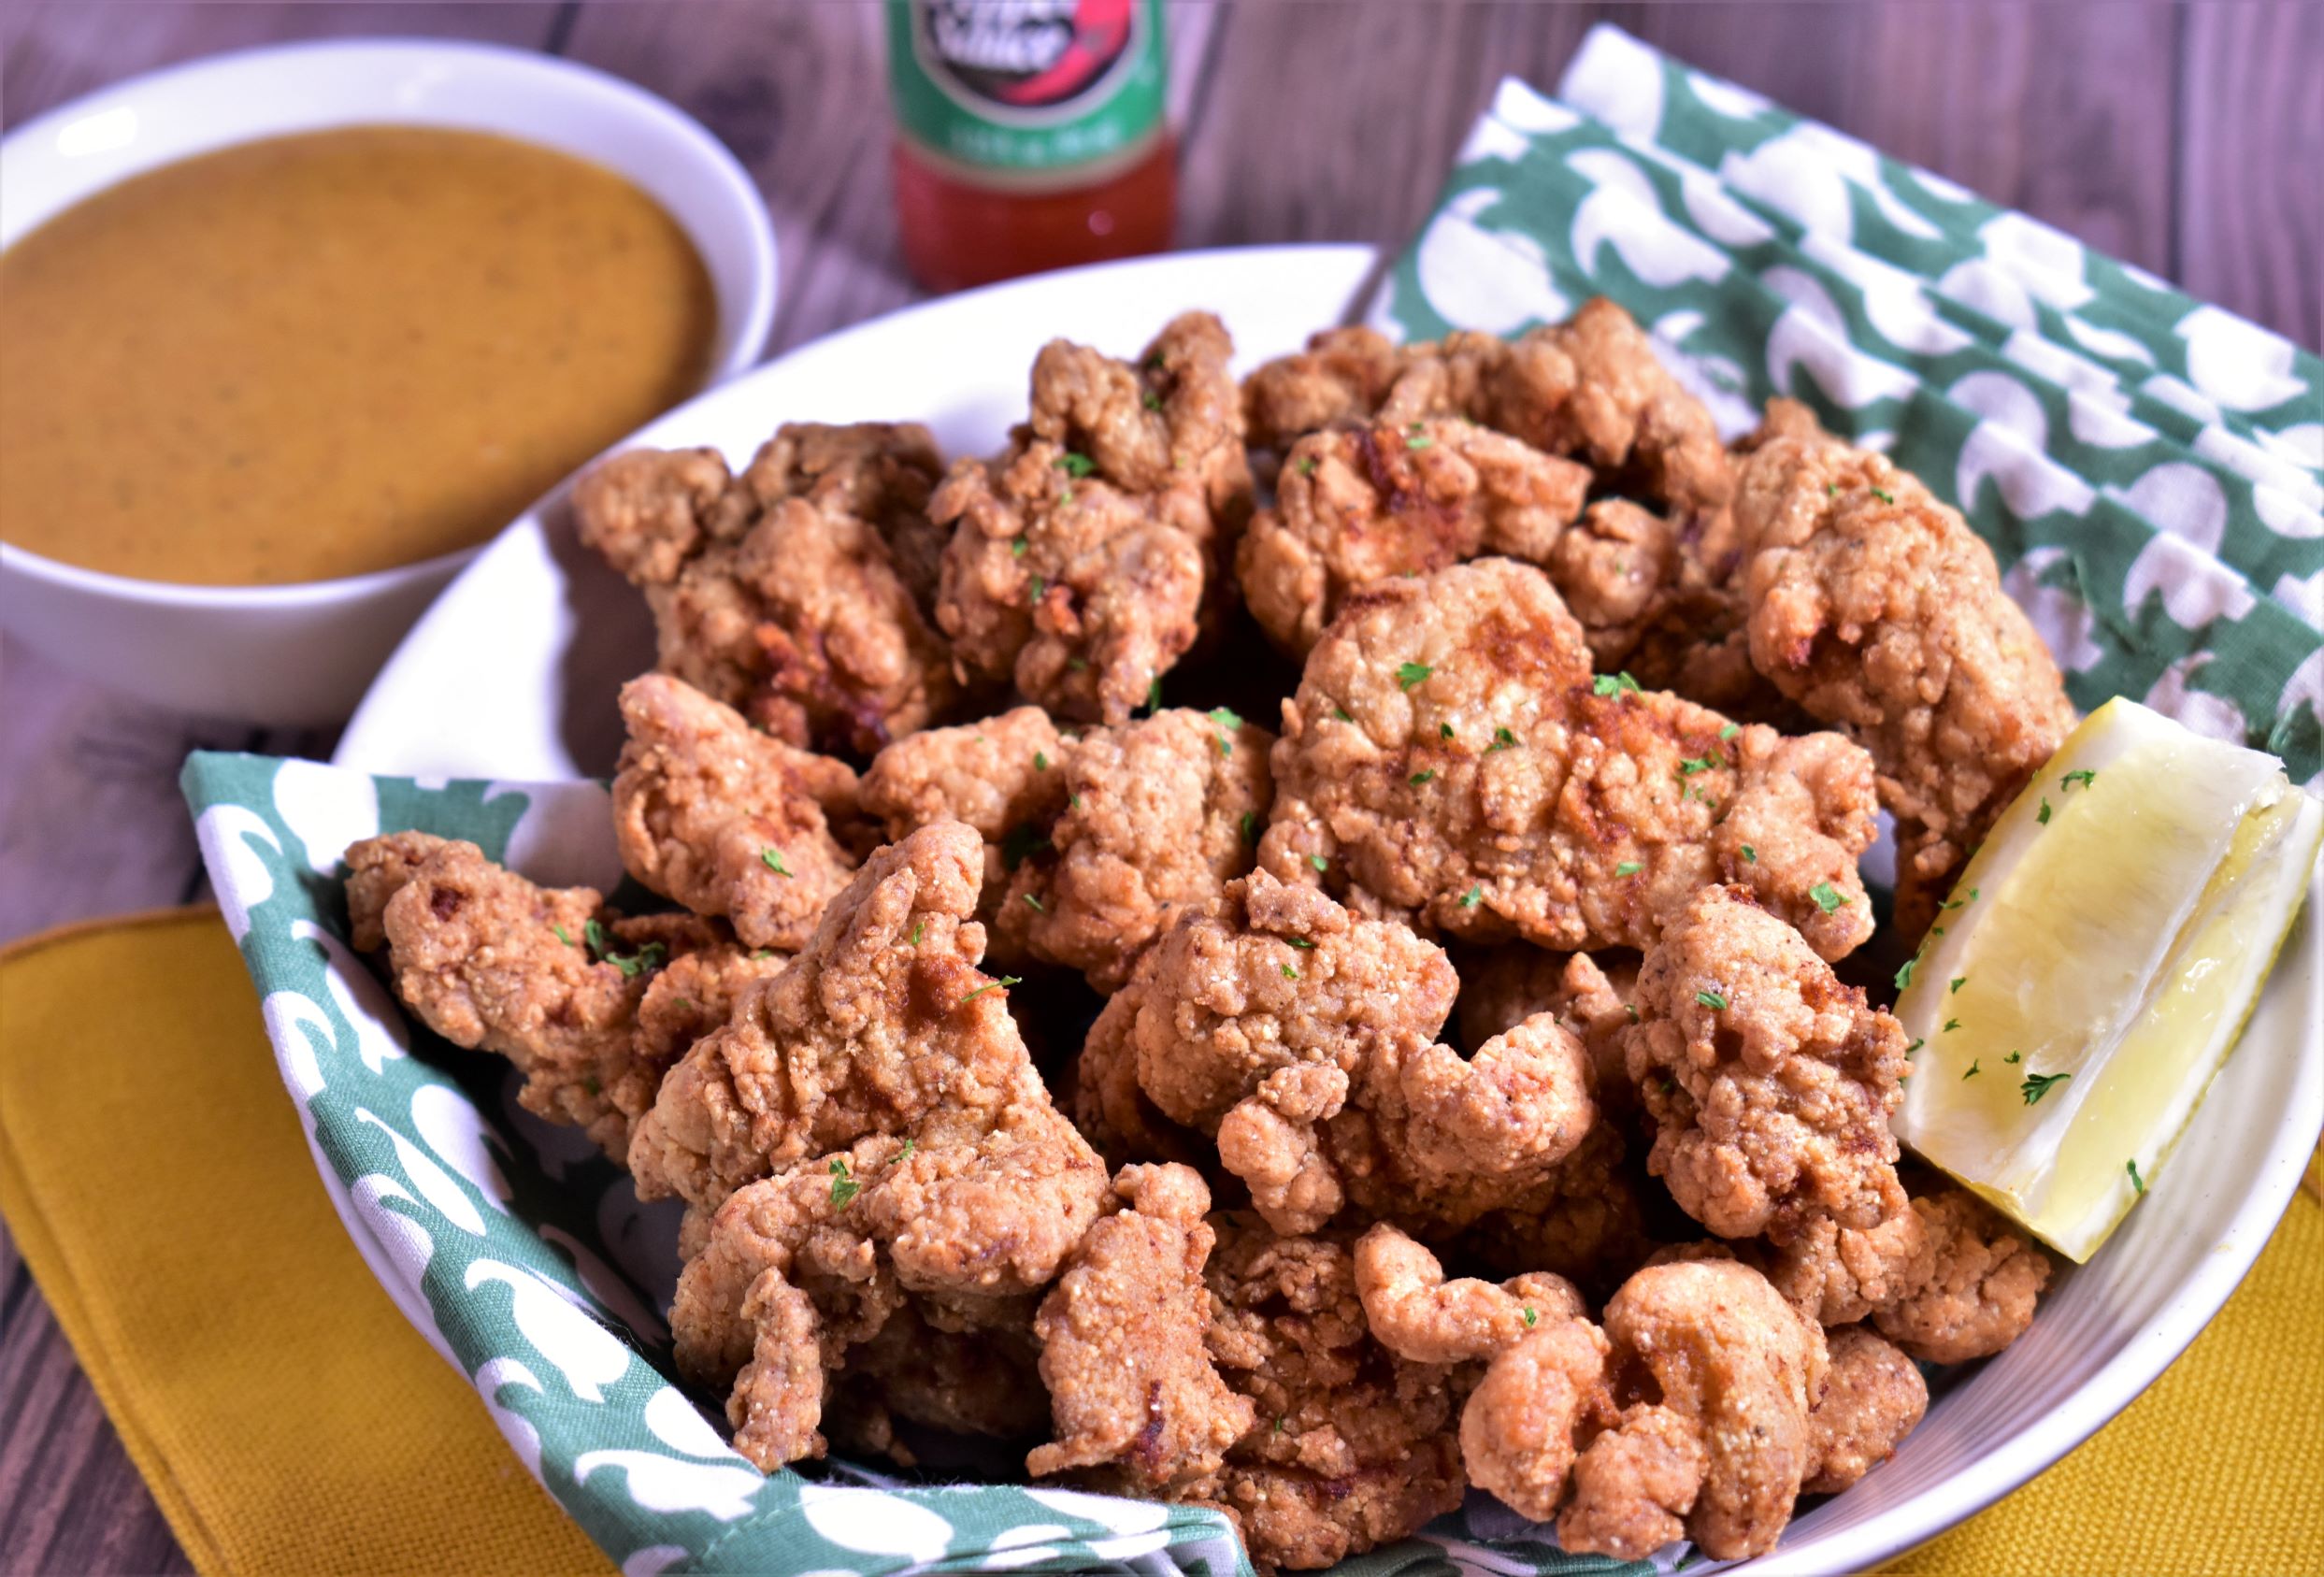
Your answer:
[885,0,1176,293]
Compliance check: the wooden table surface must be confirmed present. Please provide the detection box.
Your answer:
[0,2,2316,1570]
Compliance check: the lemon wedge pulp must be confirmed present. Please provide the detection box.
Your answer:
[1891,696,2321,1262]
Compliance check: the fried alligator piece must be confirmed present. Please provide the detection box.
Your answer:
[1626,884,1911,1245]
[996,706,1274,990]
[1872,1189,2050,1363]
[1183,1217,1467,1572]
[1257,557,1878,960]
[1028,1164,1255,1486]
[344,832,741,1161]
[1236,416,1592,656]
[573,422,956,753]
[1456,946,1640,1113]
[1092,870,1595,1238]
[936,314,1253,724]
[611,674,862,953]
[653,824,1109,1469]
[1563,1259,1829,1562]
[1730,400,2076,935]
[1805,1326,1927,1494]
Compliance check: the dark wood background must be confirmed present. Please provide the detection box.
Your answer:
[1,3,2316,1570]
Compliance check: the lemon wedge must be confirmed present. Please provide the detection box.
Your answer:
[1891,696,2321,1262]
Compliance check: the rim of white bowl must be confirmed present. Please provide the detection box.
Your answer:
[0,36,777,610]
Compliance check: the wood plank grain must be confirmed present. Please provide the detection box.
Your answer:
[2178,1,2322,349]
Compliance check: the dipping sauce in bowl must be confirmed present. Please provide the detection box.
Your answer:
[0,124,716,585]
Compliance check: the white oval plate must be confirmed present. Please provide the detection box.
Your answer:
[331,244,2323,1575]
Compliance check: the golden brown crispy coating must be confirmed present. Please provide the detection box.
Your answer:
[344,833,737,1161]
[1028,1165,1255,1486]
[997,706,1273,990]
[1805,1326,1928,1494]
[1456,946,1640,1112]
[1028,308,1252,533]
[611,674,861,953]
[1626,885,1910,1245]
[1753,1198,1934,1326]
[1872,1190,2050,1363]
[1567,1259,1829,1562]
[1184,1217,1467,1572]
[574,423,956,754]
[936,314,1252,724]
[857,705,1070,953]
[1257,558,1877,960]
[1731,400,2076,933]
[1235,417,1592,656]
[1457,1120,1657,1298]
[656,828,1109,1469]
[835,1299,1050,1459]
[934,437,1210,724]
[1241,325,1413,452]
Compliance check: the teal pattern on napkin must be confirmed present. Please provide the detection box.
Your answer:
[1372,24,2322,788]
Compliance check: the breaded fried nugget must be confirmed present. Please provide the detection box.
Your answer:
[1183,1218,1467,1571]
[1562,1259,1828,1562]
[1805,1326,1928,1494]
[937,314,1253,724]
[652,824,1108,1468]
[1731,400,2076,933]
[1752,1200,1934,1326]
[574,423,956,753]
[1094,871,1595,1237]
[997,706,1273,990]
[344,832,742,1160]
[1028,1164,1255,1486]
[1872,1189,2050,1363]
[611,674,861,953]
[1626,885,1910,1244]
[1236,416,1591,656]
[1257,558,1877,960]
[1457,946,1639,1111]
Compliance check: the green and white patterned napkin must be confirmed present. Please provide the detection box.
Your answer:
[1372,24,2321,788]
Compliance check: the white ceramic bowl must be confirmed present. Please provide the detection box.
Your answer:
[0,38,777,724]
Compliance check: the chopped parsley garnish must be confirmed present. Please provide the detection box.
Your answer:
[1488,726,1520,751]
[1209,706,1242,755]
[1069,794,1083,810]
[761,847,791,877]
[1332,706,1354,723]
[1396,661,1434,691]
[1404,422,1434,450]
[1294,455,1317,476]
[1034,751,1049,771]
[829,1156,860,1208]
[2004,1051,2021,1064]
[1521,1306,1538,1328]
[1695,988,1729,1011]
[1309,853,1329,873]
[1719,723,1740,740]
[751,948,776,960]
[1409,769,1435,786]
[1240,810,1258,843]
[1615,860,1643,877]
[1592,671,1642,698]
[1285,937,1315,949]
[1962,1059,1981,1080]
[2060,768,2097,790]
[1678,756,1715,776]
[1871,487,1895,504]
[1028,573,1047,601]
[2127,1158,2145,1196]
[1809,882,1849,913]
[1895,954,1920,990]
[1904,1039,1923,1056]
[2019,1070,2071,1105]
[892,1138,914,1167]
[1281,964,1299,980]
[1054,451,1097,478]
[1950,975,1967,995]
[1011,538,1028,558]
[907,921,925,947]
[1143,390,1164,411]
[1067,656,1089,672]
[552,924,574,946]
[1741,844,1757,863]
[583,919,667,979]
[1459,884,1483,909]
[1944,1018,1961,1033]
[1440,723,1456,740]
[1023,893,1045,912]
[2036,798,2052,824]
[958,975,1022,1006]
[581,1076,600,1097]
[1825,482,1838,497]
[1000,824,1051,870]
[1273,1415,1287,1435]
[1145,676,1163,712]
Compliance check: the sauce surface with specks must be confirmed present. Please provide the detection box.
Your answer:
[0,125,717,585]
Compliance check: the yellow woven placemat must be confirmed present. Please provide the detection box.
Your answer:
[0,908,2314,1575]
